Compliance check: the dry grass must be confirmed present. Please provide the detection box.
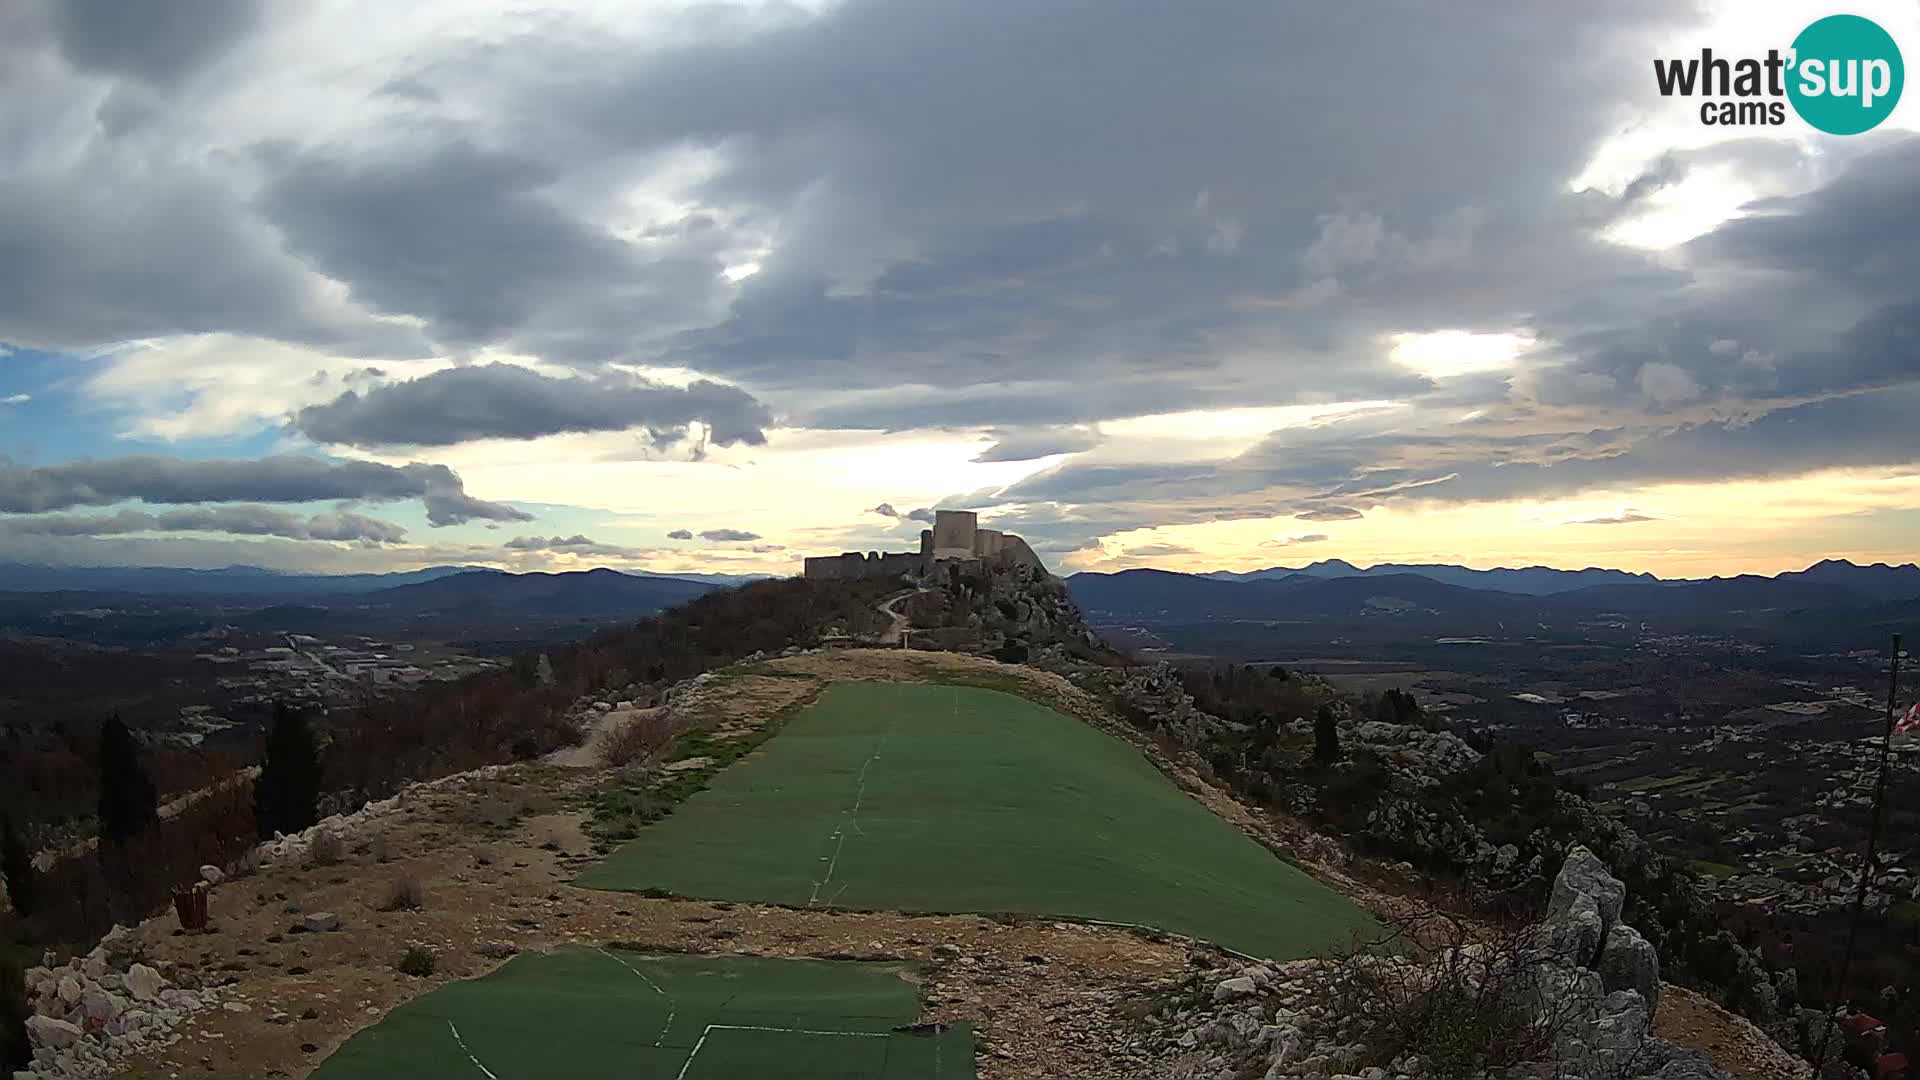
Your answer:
[599,710,677,767]
[379,876,425,912]
[1308,905,1606,1080]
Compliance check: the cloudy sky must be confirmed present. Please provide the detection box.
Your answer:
[3,0,1917,580]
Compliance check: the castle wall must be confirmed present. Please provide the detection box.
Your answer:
[803,550,926,581]
[972,528,1007,558]
[932,509,978,560]
[804,511,1044,581]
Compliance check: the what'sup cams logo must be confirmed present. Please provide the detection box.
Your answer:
[1654,13,1903,133]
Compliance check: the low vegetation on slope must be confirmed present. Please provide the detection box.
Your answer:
[578,681,1378,960]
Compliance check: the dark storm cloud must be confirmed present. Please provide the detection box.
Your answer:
[0,505,407,544]
[0,455,527,526]
[0,167,423,354]
[1530,138,1920,414]
[504,0,1697,413]
[259,140,628,346]
[666,529,693,540]
[257,139,733,358]
[294,364,773,448]
[46,0,262,87]
[984,134,1920,545]
[699,528,760,542]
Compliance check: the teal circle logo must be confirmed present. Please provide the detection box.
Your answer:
[1787,14,1903,135]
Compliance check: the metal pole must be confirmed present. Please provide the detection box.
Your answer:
[1811,633,1903,1076]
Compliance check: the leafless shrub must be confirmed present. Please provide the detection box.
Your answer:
[307,830,345,868]
[600,711,676,768]
[1309,905,1597,1080]
[380,876,425,912]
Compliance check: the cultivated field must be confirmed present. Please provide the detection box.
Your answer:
[578,681,1377,959]
[311,948,974,1080]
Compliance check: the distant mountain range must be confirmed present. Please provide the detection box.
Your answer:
[1073,558,1920,622]
[0,562,764,597]
[355,568,717,619]
[1202,559,1658,595]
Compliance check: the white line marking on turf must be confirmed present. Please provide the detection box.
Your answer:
[808,717,894,907]
[595,947,676,1046]
[447,1020,500,1080]
[676,1021,896,1077]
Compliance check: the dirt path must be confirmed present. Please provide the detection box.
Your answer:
[874,589,921,645]
[543,705,666,768]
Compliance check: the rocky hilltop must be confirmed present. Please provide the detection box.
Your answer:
[1141,846,1735,1080]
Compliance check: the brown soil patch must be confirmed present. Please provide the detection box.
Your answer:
[1656,984,1809,1080]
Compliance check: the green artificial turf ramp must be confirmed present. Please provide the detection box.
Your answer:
[310,948,974,1080]
[578,681,1377,959]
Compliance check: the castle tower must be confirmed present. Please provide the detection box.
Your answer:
[931,510,978,560]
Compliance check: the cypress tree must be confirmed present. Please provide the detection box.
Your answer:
[96,716,159,845]
[1313,703,1342,764]
[254,701,323,839]
[0,816,32,918]
[1,950,29,1072]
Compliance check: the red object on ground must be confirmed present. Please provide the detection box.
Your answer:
[1842,1013,1886,1035]
[1875,1053,1909,1080]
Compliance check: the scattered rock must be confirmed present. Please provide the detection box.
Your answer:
[302,912,342,933]
[123,964,163,1003]
[1212,976,1257,1001]
[26,1016,83,1050]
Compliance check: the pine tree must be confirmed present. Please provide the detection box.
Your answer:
[0,816,32,918]
[96,716,158,845]
[1313,703,1341,764]
[254,701,323,839]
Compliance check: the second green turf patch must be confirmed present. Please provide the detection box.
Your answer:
[578,681,1376,959]
[310,948,971,1080]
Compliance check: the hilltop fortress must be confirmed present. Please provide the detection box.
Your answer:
[803,510,1044,580]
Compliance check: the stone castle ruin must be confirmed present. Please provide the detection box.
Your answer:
[803,510,1043,580]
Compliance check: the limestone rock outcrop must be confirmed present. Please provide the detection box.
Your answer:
[19,925,221,1078]
[1136,846,1728,1080]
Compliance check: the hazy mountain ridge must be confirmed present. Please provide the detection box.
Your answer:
[1075,558,1920,621]
[358,568,717,618]
[0,562,764,597]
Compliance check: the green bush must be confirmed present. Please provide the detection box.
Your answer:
[397,945,436,977]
